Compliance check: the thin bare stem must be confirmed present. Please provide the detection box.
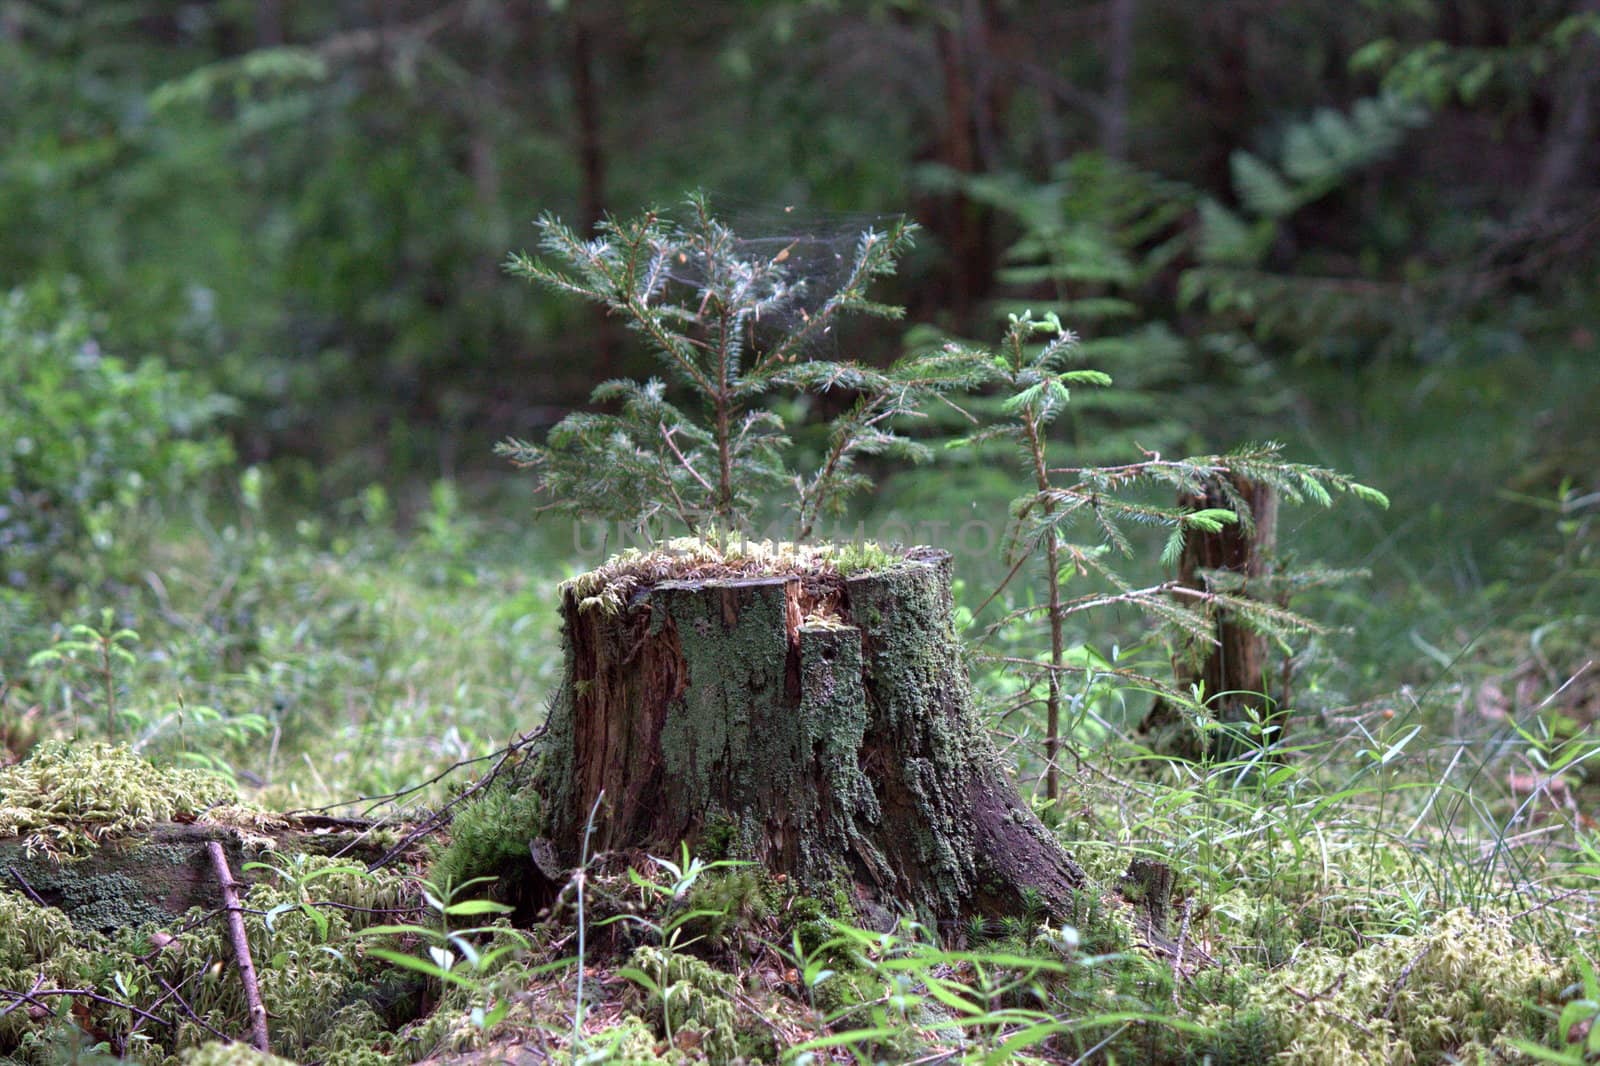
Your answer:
[206,841,270,1054]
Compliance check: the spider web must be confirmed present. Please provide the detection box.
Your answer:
[658,193,905,356]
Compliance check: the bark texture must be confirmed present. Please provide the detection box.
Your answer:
[1142,475,1282,759]
[534,549,1087,929]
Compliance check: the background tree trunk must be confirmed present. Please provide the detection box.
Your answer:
[1102,0,1136,159]
[532,550,1087,931]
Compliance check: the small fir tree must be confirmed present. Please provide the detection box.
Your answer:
[943,311,1389,796]
[496,194,977,540]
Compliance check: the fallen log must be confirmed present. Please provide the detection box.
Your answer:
[0,818,403,932]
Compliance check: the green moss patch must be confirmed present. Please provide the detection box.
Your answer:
[0,853,412,1065]
[561,537,921,615]
[0,742,243,857]
[1204,908,1566,1064]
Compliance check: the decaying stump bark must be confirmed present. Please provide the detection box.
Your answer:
[1141,475,1283,760]
[531,548,1087,929]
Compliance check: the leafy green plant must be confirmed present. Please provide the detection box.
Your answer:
[781,915,1201,1065]
[0,278,234,587]
[23,607,268,764]
[944,311,1110,798]
[25,608,139,741]
[610,843,753,1050]
[496,194,976,540]
[354,875,534,1034]
[918,154,1206,462]
[1353,14,1600,109]
[1181,94,1432,355]
[612,842,753,952]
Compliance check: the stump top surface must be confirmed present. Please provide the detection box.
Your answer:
[562,538,948,612]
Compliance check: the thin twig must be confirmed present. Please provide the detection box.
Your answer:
[6,866,47,907]
[0,983,172,1028]
[136,963,234,1046]
[0,975,45,1021]
[1171,895,1193,1007]
[285,729,540,818]
[1382,943,1432,1019]
[660,422,714,493]
[364,730,543,871]
[207,841,271,1054]
[1504,886,1594,923]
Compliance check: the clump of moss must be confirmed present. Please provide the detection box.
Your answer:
[381,951,546,1064]
[1187,1008,1287,1064]
[1206,907,1566,1064]
[0,741,241,857]
[153,860,409,1059]
[677,870,770,951]
[0,853,412,1065]
[427,779,545,903]
[179,1042,298,1066]
[0,893,103,1050]
[578,1013,680,1064]
[626,946,743,1065]
[562,537,920,615]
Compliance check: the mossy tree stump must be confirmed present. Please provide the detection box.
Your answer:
[532,548,1087,929]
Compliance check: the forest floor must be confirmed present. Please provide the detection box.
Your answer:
[1,353,1596,1065]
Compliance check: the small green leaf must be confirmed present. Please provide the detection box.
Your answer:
[444,899,514,917]
[364,947,477,988]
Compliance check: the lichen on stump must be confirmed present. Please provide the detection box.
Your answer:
[532,544,1086,929]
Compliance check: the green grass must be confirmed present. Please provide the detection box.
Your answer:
[1,352,1596,1063]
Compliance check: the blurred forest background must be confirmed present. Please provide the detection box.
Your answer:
[4,0,1595,468]
[2,0,1598,783]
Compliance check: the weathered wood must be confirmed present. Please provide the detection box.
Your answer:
[0,820,400,932]
[533,549,1088,929]
[1142,475,1283,759]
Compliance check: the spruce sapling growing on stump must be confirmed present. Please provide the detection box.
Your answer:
[498,198,1088,932]
[496,193,974,540]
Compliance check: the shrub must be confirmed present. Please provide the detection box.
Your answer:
[0,277,235,587]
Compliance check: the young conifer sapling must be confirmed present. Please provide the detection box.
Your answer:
[496,194,978,544]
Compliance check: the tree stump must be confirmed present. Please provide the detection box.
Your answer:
[1141,475,1283,759]
[531,547,1087,929]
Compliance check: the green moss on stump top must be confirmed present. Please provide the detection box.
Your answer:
[562,536,926,614]
[0,741,265,857]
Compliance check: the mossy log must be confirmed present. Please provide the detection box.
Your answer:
[533,548,1087,929]
[0,819,397,932]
